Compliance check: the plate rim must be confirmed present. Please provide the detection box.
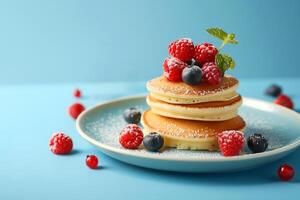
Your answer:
[76,95,300,162]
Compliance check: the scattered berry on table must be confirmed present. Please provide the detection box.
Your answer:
[163,57,187,82]
[202,62,222,85]
[168,38,195,62]
[218,130,245,157]
[247,133,268,153]
[119,124,143,149]
[182,65,202,85]
[86,155,99,169]
[123,108,141,124]
[143,132,164,152]
[265,84,282,97]
[277,164,295,181]
[49,133,73,154]
[68,103,85,119]
[73,89,82,98]
[274,94,294,109]
[194,42,218,65]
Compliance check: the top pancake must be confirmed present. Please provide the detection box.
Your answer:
[147,75,239,104]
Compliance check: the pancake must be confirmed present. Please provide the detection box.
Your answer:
[147,75,239,104]
[147,95,242,121]
[141,109,246,151]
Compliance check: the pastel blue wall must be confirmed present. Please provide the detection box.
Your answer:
[0,0,299,84]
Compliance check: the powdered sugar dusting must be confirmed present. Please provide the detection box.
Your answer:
[80,98,300,159]
[148,76,238,96]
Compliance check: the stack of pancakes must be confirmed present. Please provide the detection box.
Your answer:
[141,75,246,151]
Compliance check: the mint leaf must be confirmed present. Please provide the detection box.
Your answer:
[222,54,235,69]
[206,28,228,41]
[226,34,238,44]
[215,54,225,74]
[206,28,238,49]
[215,53,235,75]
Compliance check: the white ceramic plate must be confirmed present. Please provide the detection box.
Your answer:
[76,96,300,172]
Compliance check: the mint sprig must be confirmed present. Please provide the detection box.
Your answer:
[206,28,238,50]
[206,27,238,75]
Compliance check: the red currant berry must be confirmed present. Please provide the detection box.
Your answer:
[277,164,295,181]
[86,155,99,169]
[68,103,85,119]
[73,89,81,98]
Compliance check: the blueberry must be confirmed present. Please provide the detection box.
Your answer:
[247,133,268,153]
[186,59,201,67]
[143,132,164,152]
[265,84,282,97]
[182,65,202,85]
[123,108,141,124]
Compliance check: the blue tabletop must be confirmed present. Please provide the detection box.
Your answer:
[1,78,300,200]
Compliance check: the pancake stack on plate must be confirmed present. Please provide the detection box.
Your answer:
[141,75,246,151]
[141,29,246,151]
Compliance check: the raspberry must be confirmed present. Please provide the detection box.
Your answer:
[49,133,73,154]
[168,38,195,62]
[74,89,81,98]
[274,94,294,109]
[202,62,222,85]
[163,57,169,72]
[194,43,218,64]
[119,124,143,149]
[163,57,187,82]
[68,103,85,119]
[218,130,244,157]
[86,155,99,169]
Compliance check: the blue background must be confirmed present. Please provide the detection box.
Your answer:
[1,1,300,199]
[0,0,300,84]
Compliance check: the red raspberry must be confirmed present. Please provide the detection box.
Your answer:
[202,62,222,85]
[49,133,73,154]
[194,43,218,64]
[218,130,244,157]
[86,155,99,169]
[68,103,85,119]
[277,164,295,181]
[274,94,294,109]
[163,57,187,82]
[168,38,195,62]
[73,89,81,98]
[163,57,169,72]
[119,124,143,149]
